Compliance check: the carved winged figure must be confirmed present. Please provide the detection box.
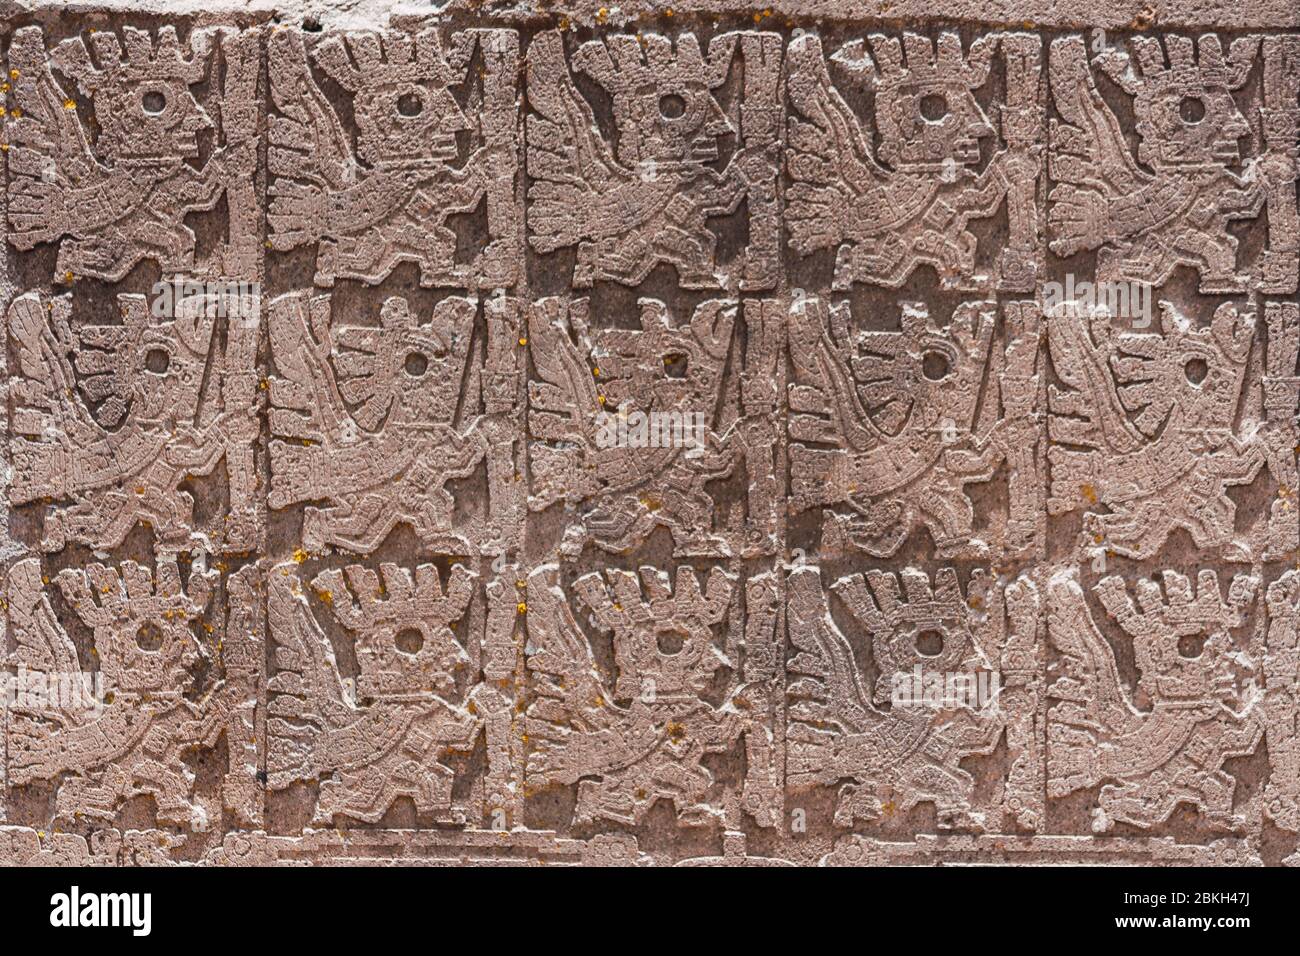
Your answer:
[786,565,1042,830]
[8,291,261,554]
[1047,300,1299,561]
[268,28,520,288]
[1047,568,1267,831]
[788,296,1043,558]
[527,295,772,557]
[6,557,261,828]
[267,290,523,555]
[266,561,511,825]
[5,25,258,281]
[525,30,783,290]
[523,563,780,829]
[785,32,1043,291]
[1048,34,1283,294]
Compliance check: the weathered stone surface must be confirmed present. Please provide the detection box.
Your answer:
[1,2,1298,868]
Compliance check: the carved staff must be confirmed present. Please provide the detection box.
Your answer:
[998,301,1044,558]
[217,27,261,277]
[1258,35,1300,294]
[480,293,526,553]
[738,32,783,292]
[1263,302,1300,559]
[215,27,264,551]
[739,297,783,548]
[997,34,1043,293]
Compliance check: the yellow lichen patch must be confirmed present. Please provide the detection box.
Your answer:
[1080,483,1098,505]
[292,548,309,564]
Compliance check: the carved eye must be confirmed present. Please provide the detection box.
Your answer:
[914,630,944,657]
[135,621,164,651]
[142,89,168,115]
[919,93,949,122]
[658,93,687,119]
[1177,633,1207,658]
[395,627,425,655]
[144,347,171,374]
[656,627,688,656]
[921,351,951,382]
[1183,358,1208,385]
[396,92,423,117]
[404,351,429,376]
[1179,95,1206,124]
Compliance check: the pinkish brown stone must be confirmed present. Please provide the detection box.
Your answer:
[0,1,1297,868]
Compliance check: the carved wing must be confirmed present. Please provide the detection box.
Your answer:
[7,558,83,695]
[7,294,119,501]
[266,291,356,505]
[1047,36,1153,257]
[267,291,375,508]
[1046,302,1145,457]
[523,564,629,783]
[784,34,893,256]
[265,566,356,788]
[1045,568,1143,796]
[526,297,601,445]
[524,30,637,252]
[787,298,882,452]
[267,28,356,249]
[785,566,875,736]
[4,27,113,249]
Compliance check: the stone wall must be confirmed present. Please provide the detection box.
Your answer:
[0,0,1297,866]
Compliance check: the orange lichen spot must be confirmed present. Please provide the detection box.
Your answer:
[1080,483,1098,504]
